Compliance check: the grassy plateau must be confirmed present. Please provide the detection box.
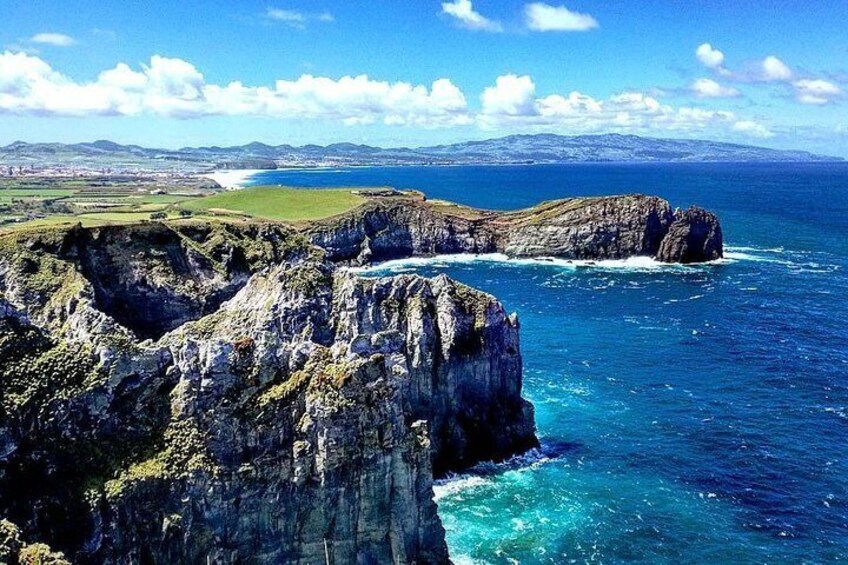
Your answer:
[180,186,365,221]
[0,182,370,232]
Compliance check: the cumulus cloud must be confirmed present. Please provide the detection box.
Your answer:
[793,78,841,105]
[0,51,778,140]
[690,78,740,98]
[524,2,598,32]
[478,74,767,139]
[691,44,845,107]
[695,43,724,68]
[0,51,470,126]
[481,74,537,115]
[761,56,792,81]
[441,0,503,32]
[29,33,76,47]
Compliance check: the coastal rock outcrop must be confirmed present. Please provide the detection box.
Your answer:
[0,223,536,564]
[656,206,724,263]
[306,200,498,264]
[304,194,722,265]
[497,195,674,259]
[0,191,723,563]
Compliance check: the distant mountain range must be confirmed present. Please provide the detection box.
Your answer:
[0,133,841,172]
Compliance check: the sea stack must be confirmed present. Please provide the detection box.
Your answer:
[656,206,724,263]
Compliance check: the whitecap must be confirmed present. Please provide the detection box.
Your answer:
[433,475,492,501]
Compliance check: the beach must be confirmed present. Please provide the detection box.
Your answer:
[202,169,263,189]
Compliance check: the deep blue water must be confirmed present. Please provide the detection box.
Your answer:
[251,163,848,563]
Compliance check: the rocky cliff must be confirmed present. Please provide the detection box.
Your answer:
[305,194,723,265]
[0,222,536,564]
[0,193,723,563]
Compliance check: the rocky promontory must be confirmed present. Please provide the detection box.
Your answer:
[0,222,535,564]
[305,193,723,265]
[0,192,723,563]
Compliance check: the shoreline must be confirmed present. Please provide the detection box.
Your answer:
[202,169,264,189]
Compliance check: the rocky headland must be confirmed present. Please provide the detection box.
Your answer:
[0,193,722,563]
[306,193,722,265]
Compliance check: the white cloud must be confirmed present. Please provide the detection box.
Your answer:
[481,74,537,115]
[691,45,844,107]
[690,78,740,98]
[732,120,774,138]
[29,33,76,47]
[793,78,841,105]
[0,51,470,126]
[0,51,778,140]
[266,8,305,23]
[695,43,724,69]
[265,8,334,28]
[524,2,598,32]
[478,74,768,139]
[761,56,792,81]
[441,0,503,32]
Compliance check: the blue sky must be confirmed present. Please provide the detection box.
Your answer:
[1,0,846,155]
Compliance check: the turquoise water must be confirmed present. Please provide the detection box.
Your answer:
[252,164,848,563]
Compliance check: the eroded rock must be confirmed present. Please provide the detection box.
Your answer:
[656,206,724,263]
[0,224,535,564]
[305,193,721,265]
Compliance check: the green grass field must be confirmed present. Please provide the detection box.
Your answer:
[1,185,370,233]
[0,188,79,204]
[180,186,365,221]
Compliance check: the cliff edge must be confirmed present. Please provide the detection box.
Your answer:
[0,191,724,563]
[0,223,535,564]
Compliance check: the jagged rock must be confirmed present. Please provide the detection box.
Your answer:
[306,200,497,263]
[305,194,721,264]
[0,191,724,563]
[656,207,724,263]
[497,195,674,259]
[0,223,535,564]
[331,272,537,474]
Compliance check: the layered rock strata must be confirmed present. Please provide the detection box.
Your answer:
[305,194,723,265]
[0,223,535,564]
[0,192,723,563]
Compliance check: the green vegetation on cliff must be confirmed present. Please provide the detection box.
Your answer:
[104,419,218,500]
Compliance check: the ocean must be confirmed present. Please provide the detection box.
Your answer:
[248,163,848,563]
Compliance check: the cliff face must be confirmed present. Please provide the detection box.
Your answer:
[305,194,723,265]
[0,223,536,564]
[0,192,723,563]
[306,202,498,264]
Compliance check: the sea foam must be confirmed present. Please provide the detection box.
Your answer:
[351,253,725,275]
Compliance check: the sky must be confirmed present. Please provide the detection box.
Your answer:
[1,0,846,155]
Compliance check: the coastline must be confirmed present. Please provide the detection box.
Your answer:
[201,169,263,189]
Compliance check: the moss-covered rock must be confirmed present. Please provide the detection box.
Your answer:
[0,218,538,564]
[0,317,101,417]
[104,418,217,501]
